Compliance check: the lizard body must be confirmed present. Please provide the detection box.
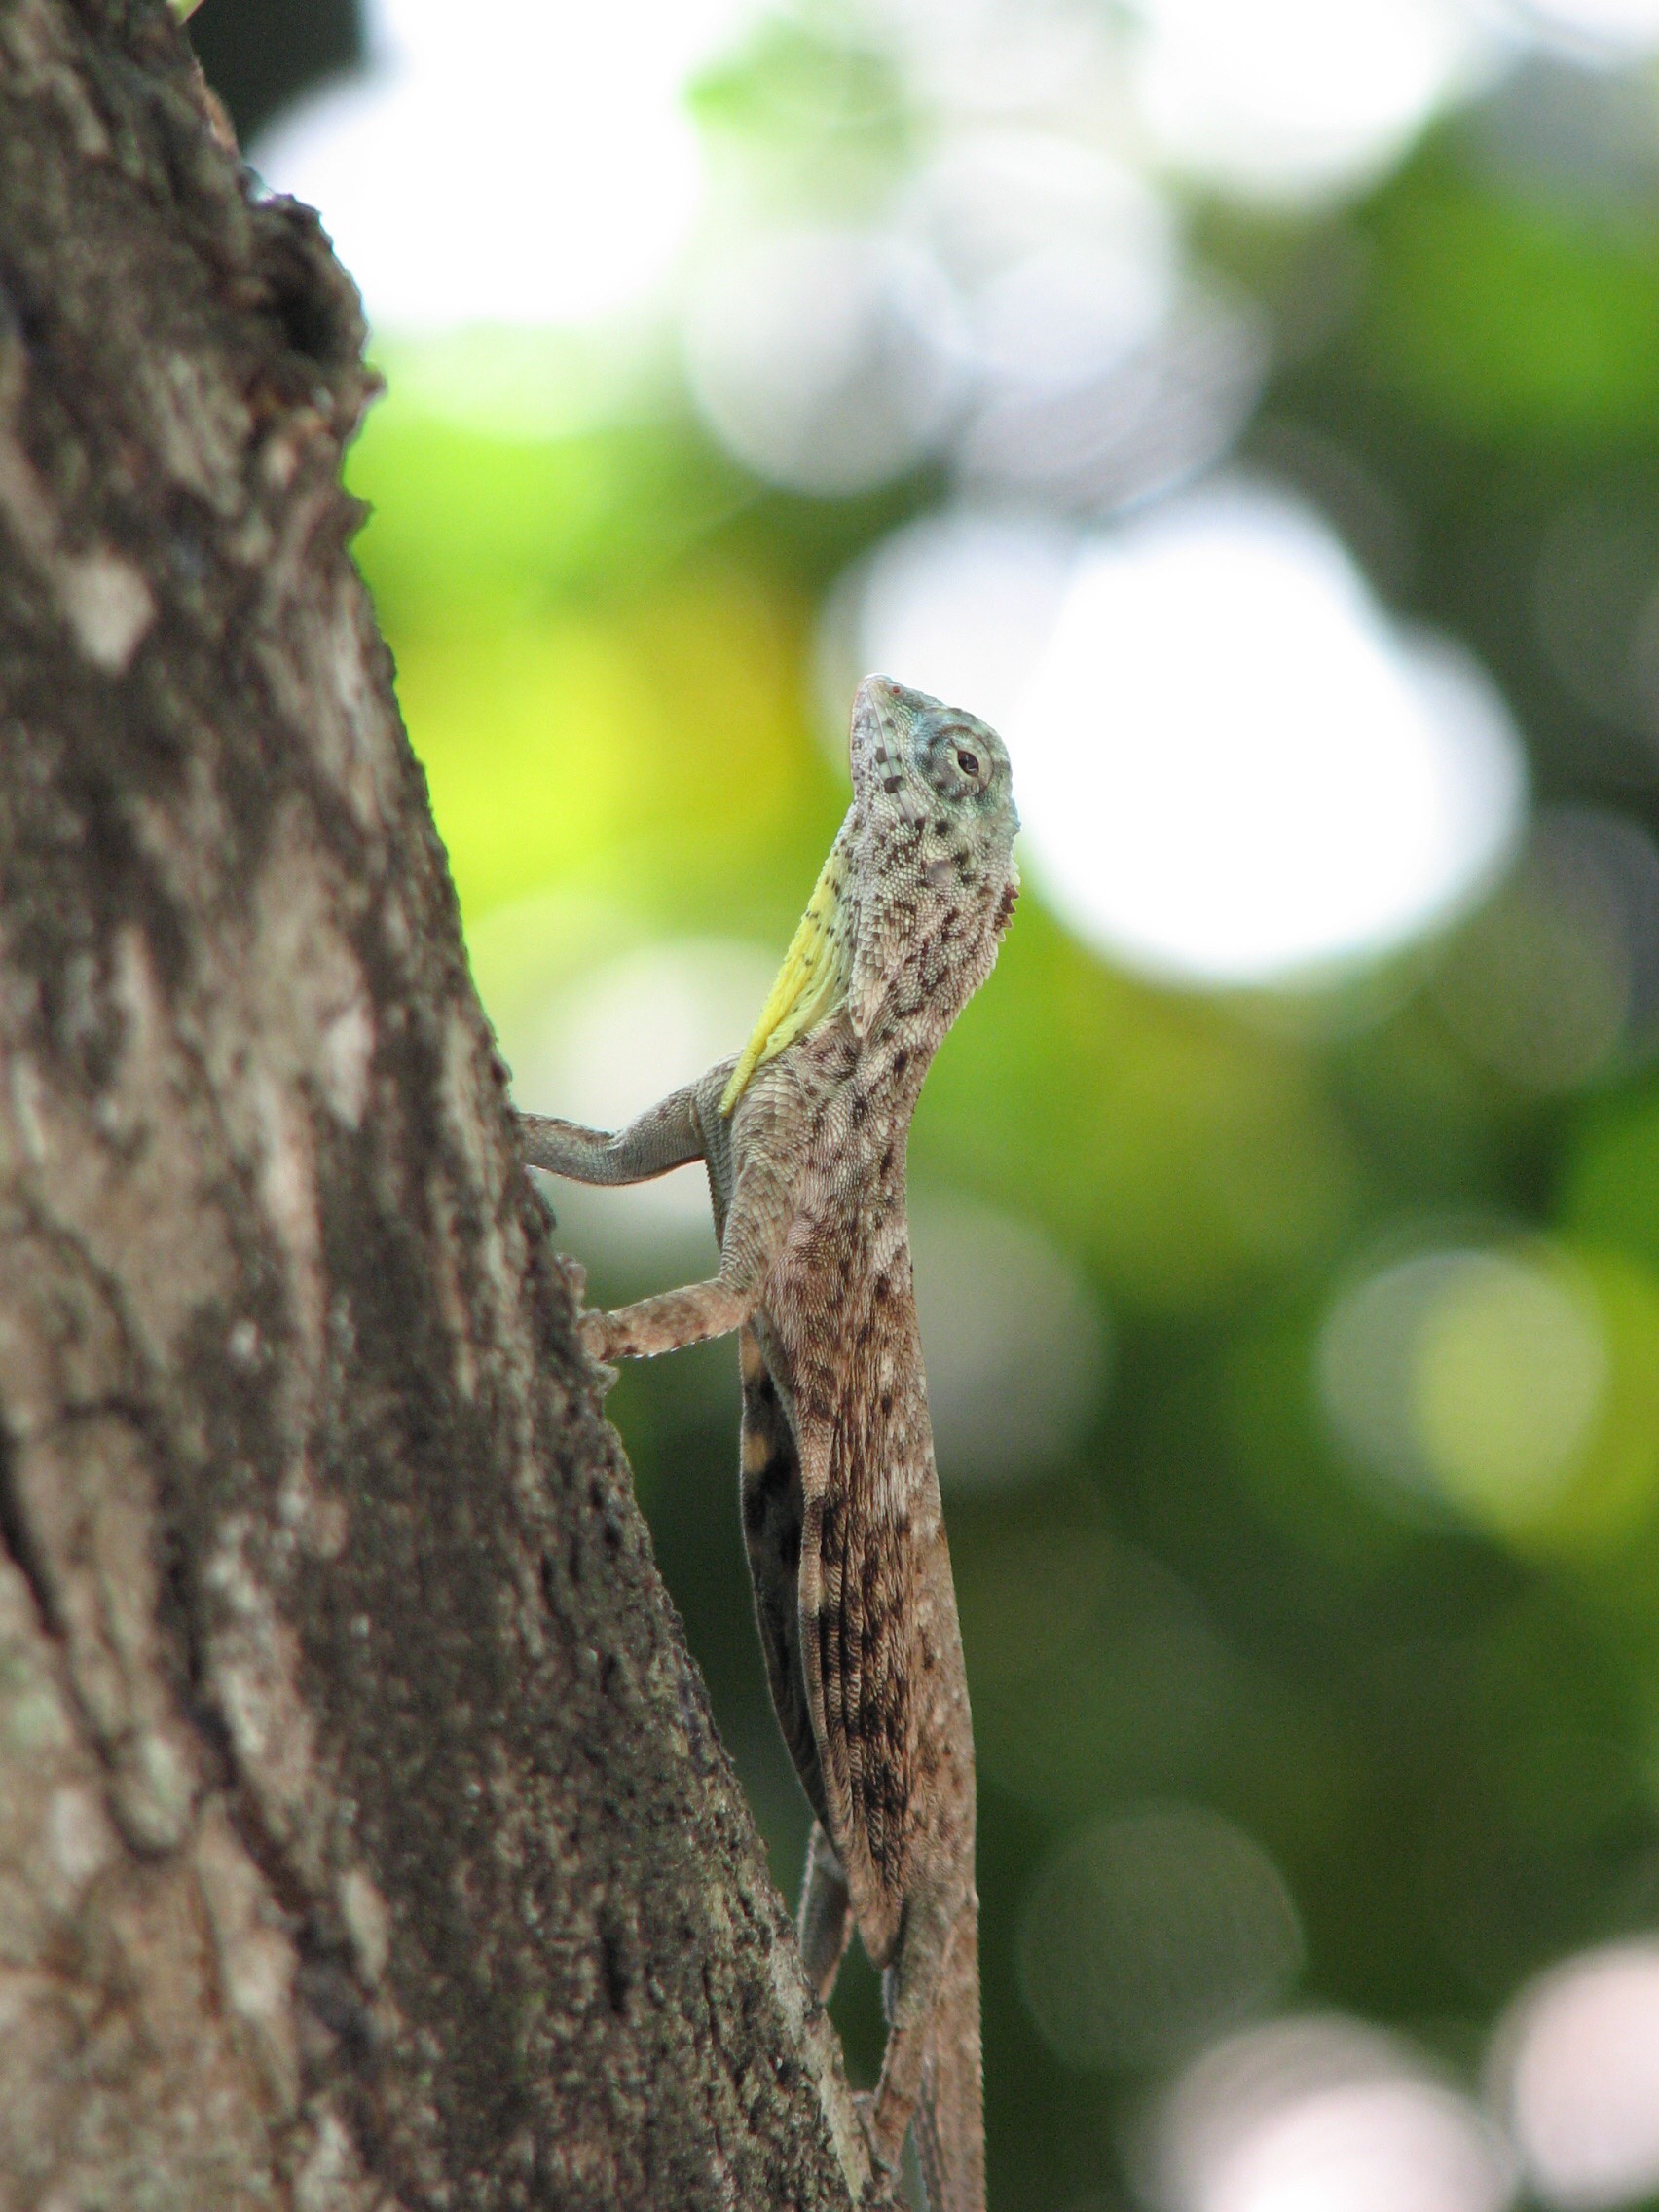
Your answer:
[520,674,1019,2209]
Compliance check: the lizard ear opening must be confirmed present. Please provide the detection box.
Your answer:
[720,830,857,1115]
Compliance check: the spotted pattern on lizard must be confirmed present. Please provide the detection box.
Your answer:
[519,674,1020,2211]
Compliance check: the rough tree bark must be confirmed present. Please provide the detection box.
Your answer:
[0,2,873,2204]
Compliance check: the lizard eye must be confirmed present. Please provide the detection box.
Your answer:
[922,720,995,800]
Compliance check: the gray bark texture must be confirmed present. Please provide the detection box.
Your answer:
[0,2,872,2205]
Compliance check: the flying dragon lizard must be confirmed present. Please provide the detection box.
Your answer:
[519,674,1020,2210]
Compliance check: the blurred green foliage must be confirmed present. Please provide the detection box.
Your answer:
[331,37,1659,2212]
[1359,160,1659,438]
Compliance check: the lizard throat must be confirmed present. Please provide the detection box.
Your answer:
[720,832,855,1116]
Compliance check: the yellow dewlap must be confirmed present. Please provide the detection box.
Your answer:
[719,837,855,1115]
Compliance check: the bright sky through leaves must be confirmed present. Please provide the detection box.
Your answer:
[849,486,1528,987]
[252,0,758,327]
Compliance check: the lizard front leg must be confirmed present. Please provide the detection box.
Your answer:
[518,1085,745,1363]
[580,1174,775,1364]
[518,1087,704,1184]
[581,1275,756,1363]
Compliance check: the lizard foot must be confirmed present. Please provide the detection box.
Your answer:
[576,1309,620,1393]
[852,2093,903,2207]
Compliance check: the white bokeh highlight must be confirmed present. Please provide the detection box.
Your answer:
[1497,1942,1659,2209]
[252,0,756,330]
[904,132,1178,384]
[827,507,1083,741]
[1127,0,1493,204]
[1016,489,1526,984]
[844,485,1528,989]
[682,228,966,494]
[1152,2015,1518,2212]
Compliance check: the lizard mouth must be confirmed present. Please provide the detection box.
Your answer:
[860,673,935,711]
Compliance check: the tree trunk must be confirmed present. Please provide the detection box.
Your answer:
[0,3,870,2204]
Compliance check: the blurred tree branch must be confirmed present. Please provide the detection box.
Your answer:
[0,2,868,2204]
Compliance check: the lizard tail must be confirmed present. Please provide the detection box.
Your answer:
[912,1896,984,2212]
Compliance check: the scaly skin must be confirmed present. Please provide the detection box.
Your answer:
[520,674,1019,2210]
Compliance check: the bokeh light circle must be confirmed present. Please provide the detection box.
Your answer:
[682,228,965,494]
[827,506,1082,740]
[900,129,1178,374]
[1319,1245,1604,1520]
[845,484,1527,989]
[1017,1802,1303,2069]
[1151,2015,1517,2212]
[1014,486,1527,986]
[253,0,756,329]
[1127,0,1488,205]
[1319,1237,1659,1554]
[1496,1941,1659,2209]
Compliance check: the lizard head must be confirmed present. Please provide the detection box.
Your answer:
[719,675,1019,1114]
[846,672,1021,1030]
